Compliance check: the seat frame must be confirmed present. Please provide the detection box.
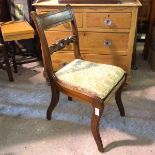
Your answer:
[31,5,127,152]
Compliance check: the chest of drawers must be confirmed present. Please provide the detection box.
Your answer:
[34,0,141,84]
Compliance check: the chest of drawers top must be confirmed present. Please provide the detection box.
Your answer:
[33,0,141,7]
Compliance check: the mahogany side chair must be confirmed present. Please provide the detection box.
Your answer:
[31,5,127,153]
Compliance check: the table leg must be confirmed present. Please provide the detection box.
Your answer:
[10,41,18,73]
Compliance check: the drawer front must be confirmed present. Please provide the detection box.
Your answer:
[52,52,128,72]
[45,31,128,55]
[45,31,73,50]
[52,52,75,71]
[80,32,129,55]
[39,11,83,29]
[85,12,131,29]
[52,12,83,30]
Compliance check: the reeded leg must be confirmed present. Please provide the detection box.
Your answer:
[91,107,104,153]
[46,87,60,120]
[115,85,125,117]
[68,96,72,101]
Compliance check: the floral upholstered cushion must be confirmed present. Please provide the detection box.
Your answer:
[55,59,125,100]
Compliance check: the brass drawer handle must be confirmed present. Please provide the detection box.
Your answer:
[104,18,112,26]
[104,40,112,47]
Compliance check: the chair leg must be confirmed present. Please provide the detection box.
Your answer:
[115,85,125,117]
[46,87,60,120]
[68,96,72,101]
[3,44,14,82]
[91,106,104,153]
[5,59,14,82]
[9,41,18,73]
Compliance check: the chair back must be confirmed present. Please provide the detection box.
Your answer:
[31,5,81,82]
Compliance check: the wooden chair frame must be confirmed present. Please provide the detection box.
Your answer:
[31,5,126,152]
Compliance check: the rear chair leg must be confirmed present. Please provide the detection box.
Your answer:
[91,106,104,153]
[46,87,60,120]
[115,83,125,117]
[68,96,72,101]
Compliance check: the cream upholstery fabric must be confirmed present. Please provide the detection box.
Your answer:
[56,59,125,100]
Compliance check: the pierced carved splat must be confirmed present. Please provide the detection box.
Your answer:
[49,35,77,53]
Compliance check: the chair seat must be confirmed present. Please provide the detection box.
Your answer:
[56,59,125,100]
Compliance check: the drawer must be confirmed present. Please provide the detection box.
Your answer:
[52,52,75,71]
[45,31,128,55]
[80,32,129,55]
[85,12,131,29]
[52,12,83,30]
[45,31,73,50]
[51,52,128,72]
[39,11,83,30]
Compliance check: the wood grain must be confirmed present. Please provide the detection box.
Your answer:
[1,21,34,41]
